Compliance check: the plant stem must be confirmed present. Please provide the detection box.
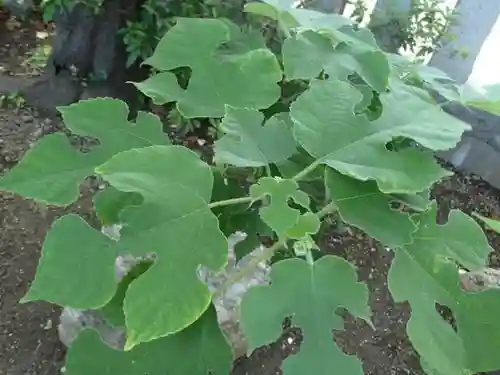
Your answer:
[213,239,286,299]
[317,201,337,219]
[208,196,254,209]
[292,159,322,181]
[213,200,338,298]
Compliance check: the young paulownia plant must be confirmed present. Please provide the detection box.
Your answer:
[2,1,500,375]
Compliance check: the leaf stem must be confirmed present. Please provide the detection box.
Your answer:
[213,200,338,298]
[213,239,286,299]
[292,159,322,181]
[208,196,254,209]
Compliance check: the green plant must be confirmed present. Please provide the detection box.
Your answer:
[3,1,500,375]
[368,0,457,57]
[21,44,53,74]
[0,91,25,111]
[40,0,103,21]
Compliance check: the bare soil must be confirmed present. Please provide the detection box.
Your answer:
[1,11,500,375]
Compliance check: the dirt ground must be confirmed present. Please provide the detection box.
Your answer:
[1,11,500,375]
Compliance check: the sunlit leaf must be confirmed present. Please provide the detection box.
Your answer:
[214,106,297,167]
[389,202,500,374]
[241,256,370,375]
[65,306,232,375]
[291,79,468,193]
[0,99,169,205]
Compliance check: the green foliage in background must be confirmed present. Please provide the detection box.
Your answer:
[3,1,500,375]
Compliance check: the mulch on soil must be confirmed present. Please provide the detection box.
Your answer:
[1,10,500,375]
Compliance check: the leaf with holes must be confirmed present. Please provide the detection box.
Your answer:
[241,255,370,375]
[214,106,297,167]
[290,79,469,193]
[250,177,310,238]
[96,145,227,349]
[325,167,416,247]
[243,0,351,32]
[283,29,390,92]
[65,306,232,375]
[93,187,143,226]
[388,202,500,374]
[23,145,228,349]
[137,18,282,118]
[0,99,169,205]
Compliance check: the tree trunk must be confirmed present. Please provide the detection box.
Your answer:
[303,0,347,14]
[429,0,500,87]
[368,0,412,53]
[23,0,147,115]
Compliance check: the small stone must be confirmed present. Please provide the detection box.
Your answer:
[20,115,33,123]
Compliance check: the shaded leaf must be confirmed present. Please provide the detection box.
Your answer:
[325,168,416,247]
[65,306,232,375]
[473,213,500,233]
[214,106,297,167]
[389,202,500,374]
[100,260,153,327]
[93,187,143,226]
[219,208,272,260]
[0,99,169,205]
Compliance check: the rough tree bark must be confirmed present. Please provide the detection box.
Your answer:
[23,0,147,114]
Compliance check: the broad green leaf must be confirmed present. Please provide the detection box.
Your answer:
[65,306,232,375]
[390,189,430,212]
[473,213,500,233]
[241,256,370,375]
[325,168,416,247]
[243,0,352,33]
[139,18,282,118]
[214,106,297,167]
[101,260,153,327]
[93,187,143,226]
[97,145,214,202]
[95,146,227,348]
[21,214,118,308]
[284,211,320,239]
[377,81,470,151]
[250,177,310,237]
[144,18,229,71]
[277,148,325,181]
[218,208,272,260]
[217,19,267,55]
[0,99,169,205]
[460,83,500,115]
[282,30,390,92]
[210,171,249,217]
[331,25,380,51]
[132,72,184,105]
[282,30,338,80]
[290,79,468,193]
[243,0,302,29]
[389,202,500,374]
[415,65,461,103]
